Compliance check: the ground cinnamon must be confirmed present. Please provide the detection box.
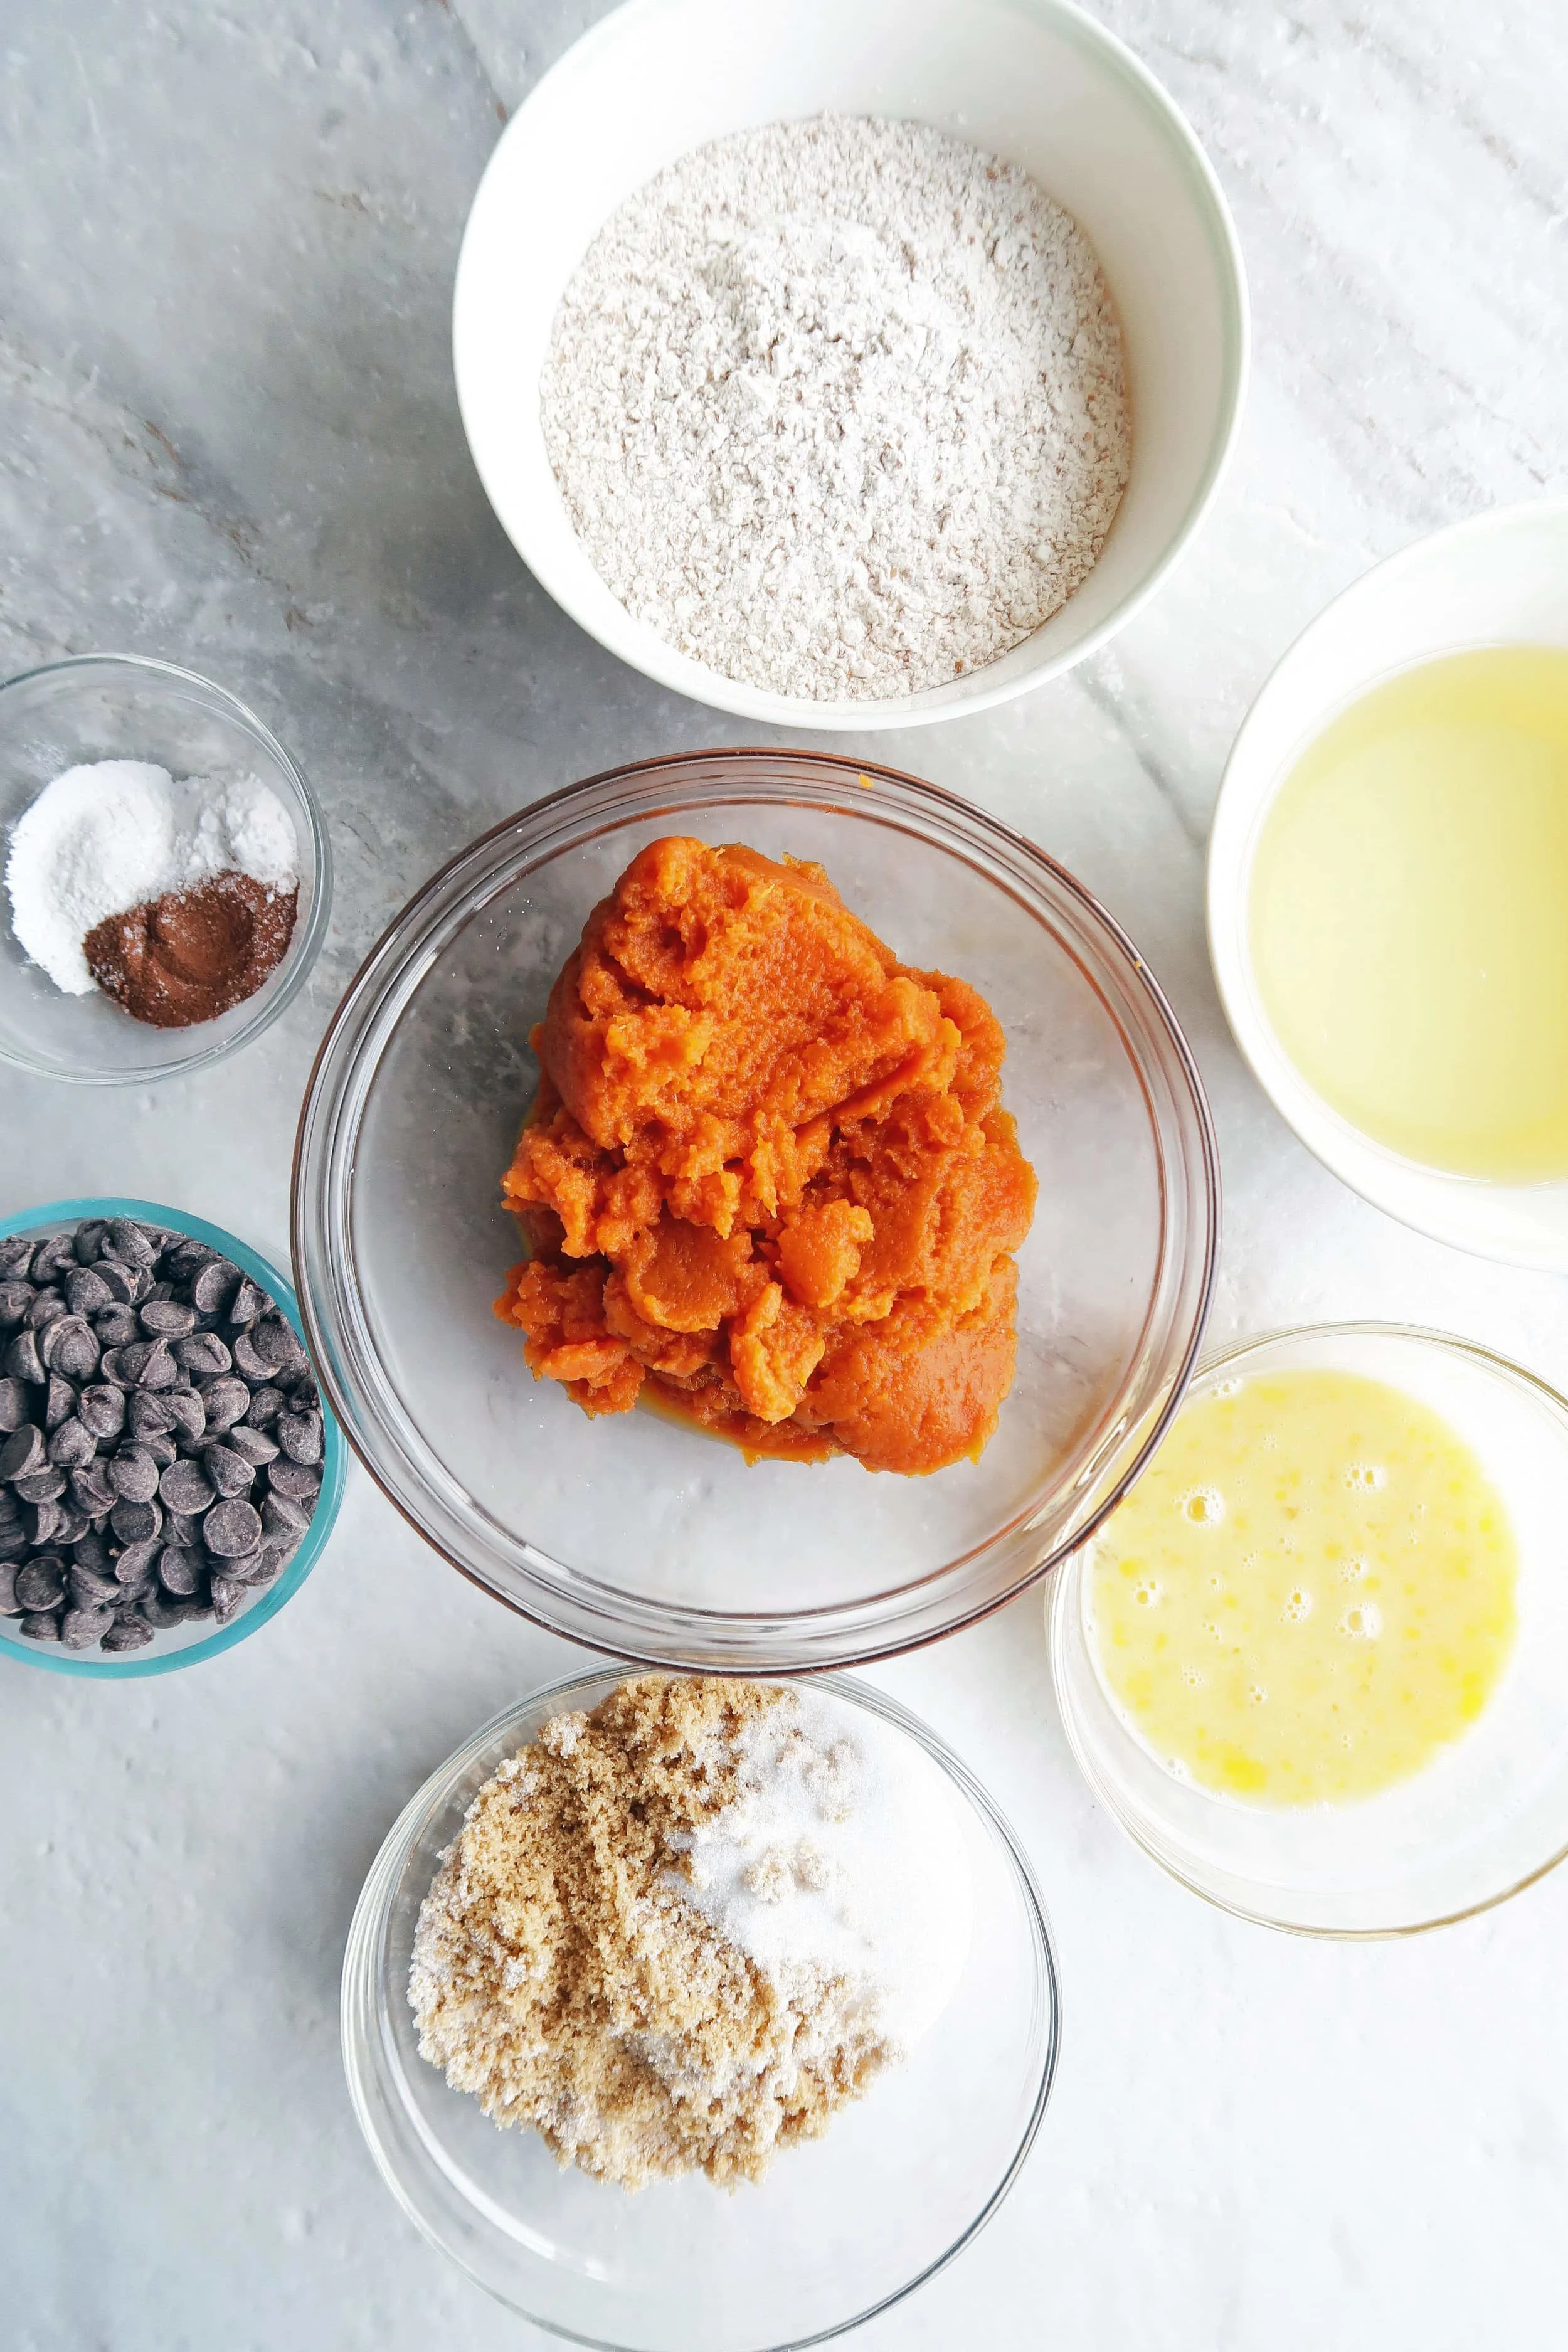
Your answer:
[83,869,298,1029]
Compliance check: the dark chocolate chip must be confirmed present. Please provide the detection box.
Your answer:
[61,1604,112,1650]
[0,1560,19,1614]
[127,1391,177,1440]
[103,1219,156,1268]
[44,1373,77,1430]
[139,1298,197,1338]
[68,1463,115,1518]
[109,1447,161,1504]
[110,1496,162,1546]
[4,1329,44,1384]
[24,1499,68,1545]
[47,1417,96,1470]
[204,1497,262,1557]
[14,1466,66,1505]
[191,1258,241,1314]
[15,1557,66,1611]
[102,1616,154,1652]
[0,1376,30,1433]
[24,1291,67,1332]
[277,1409,323,1465]
[159,1458,215,1515]
[141,1431,177,1467]
[52,1508,92,1547]
[137,1592,186,1630]
[165,1389,206,1442]
[201,1443,253,1499]
[0,1239,36,1279]
[225,1424,278,1466]
[157,1544,204,1596]
[112,1535,161,1584]
[72,1532,113,1573]
[226,1278,268,1328]
[260,1490,309,1540]
[93,1305,140,1347]
[70,1565,124,1609]
[19,1611,61,1641]
[200,1377,250,1433]
[94,1261,139,1306]
[98,1347,134,1389]
[230,1328,275,1384]
[265,1458,321,1505]
[0,1424,45,1481]
[65,1266,113,1318]
[78,1385,127,1442]
[163,1509,206,1549]
[209,1574,247,1626]
[72,1220,109,1264]
[174,1332,231,1377]
[0,1281,35,1326]
[243,1386,285,1428]
[0,1522,29,1559]
[32,1234,78,1283]
[42,1316,100,1380]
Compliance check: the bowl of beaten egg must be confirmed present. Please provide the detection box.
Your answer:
[1051,1323,1568,1933]
[292,750,1217,1670]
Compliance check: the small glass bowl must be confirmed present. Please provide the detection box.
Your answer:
[1051,1323,1568,1934]
[0,1196,346,1680]
[293,748,1219,1672]
[342,1667,1059,2351]
[0,655,331,1084]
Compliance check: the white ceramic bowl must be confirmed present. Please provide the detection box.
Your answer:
[453,0,1248,730]
[1209,499,1568,1270]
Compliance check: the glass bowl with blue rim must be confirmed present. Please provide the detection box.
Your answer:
[0,1197,345,1678]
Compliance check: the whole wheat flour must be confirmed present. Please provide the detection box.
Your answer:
[408,1675,971,2191]
[539,114,1130,702]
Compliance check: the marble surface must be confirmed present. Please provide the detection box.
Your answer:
[3,3,1567,2345]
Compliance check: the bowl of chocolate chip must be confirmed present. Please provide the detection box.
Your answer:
[0,1199,345,1677]
[0,654,331,1084]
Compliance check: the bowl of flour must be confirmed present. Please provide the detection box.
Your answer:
[454,0,1248,729]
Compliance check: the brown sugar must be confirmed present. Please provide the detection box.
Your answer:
[84,869,297,1029]
[407,1677,894,2190]
[495,837,1037,1473]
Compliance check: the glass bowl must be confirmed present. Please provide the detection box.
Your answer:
[341,1666,1059,2351]
[0,654,331,1084]
[0,1196,346,1680]
[293,750,1219,1671]
[1051,1323,1568,1934]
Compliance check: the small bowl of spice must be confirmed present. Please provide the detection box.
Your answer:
[0,654,330,1084]
[0,1197,345,1677]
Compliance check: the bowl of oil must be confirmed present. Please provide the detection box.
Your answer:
[1208,498,1568,1268]
[1051,1322,1568,1934]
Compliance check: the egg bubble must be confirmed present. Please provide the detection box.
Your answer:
[1282,1588,1313,1624]
[1132,1579,1162,1608]
[1338,1602,1382,1640]
[1181,1485,1226,1527]
[1212,1377,1244,1398]
[1338,1555,1370,1585]
[1180,1665,1207,1689]
[1249,1685,1268,1706]
[1345,1463,1387,1493]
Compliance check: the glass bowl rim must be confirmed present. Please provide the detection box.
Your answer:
[0,1193,346,1680]
[0,651,334,1086]
[292,745,1221,1670]
[341,1663,1061,2351]
[1049,1317,1568,1937]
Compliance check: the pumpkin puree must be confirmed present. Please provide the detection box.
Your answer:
[495,838,1037,1473]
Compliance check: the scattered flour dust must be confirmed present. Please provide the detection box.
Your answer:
[540,115,1131,702]
[407,1676,972,2191]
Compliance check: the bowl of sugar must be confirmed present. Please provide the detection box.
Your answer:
[0,654,331,1085]
[453,0,1249,731]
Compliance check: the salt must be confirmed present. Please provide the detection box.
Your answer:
[4,760,300,996]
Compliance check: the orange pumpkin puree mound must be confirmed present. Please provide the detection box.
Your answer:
[495,837,1037,1475]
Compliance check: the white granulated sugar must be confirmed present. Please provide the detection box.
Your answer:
[5,760,299,995]
[541,114,1131,702]
[670,1686,973,2054]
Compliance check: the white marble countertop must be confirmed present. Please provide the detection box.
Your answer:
[4,3,1567,2346]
